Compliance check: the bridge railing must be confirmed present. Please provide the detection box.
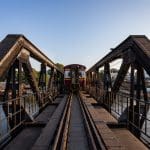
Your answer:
[0,91,53,145]
[107,92,150,143]
[86,82,150,145]
[86,35,150,146]
[0,96,25,145]
[0,34,64,146]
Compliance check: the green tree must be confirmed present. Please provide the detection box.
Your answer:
[55,63,64,71]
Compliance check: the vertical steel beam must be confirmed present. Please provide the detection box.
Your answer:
[48,67,54,90]
[12,61,17,128]
[140,68,148,129]
[56,71,60,94]
[3,66,12,120]
[95,68,99,99]
[104,63,112,91]
[3,60,19,128]
[18,59,22,98]
[47,67,55,100]
[134,64,142,137]
[59,72,64,94]
[89,72,92,92]
[38,63,47,91]
[103,63,112,111]
[129,64,135,131]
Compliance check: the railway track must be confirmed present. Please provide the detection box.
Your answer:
[52,93,106,150]
[2,93,148,150]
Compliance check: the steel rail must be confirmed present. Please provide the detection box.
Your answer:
[78,93,106,150]
[52,93,106,150]
[52,94,72,150]
[78,94,98,150]
[60,96,72,150]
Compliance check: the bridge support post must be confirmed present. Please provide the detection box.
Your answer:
[89,72,92,94]
[3,59,24,129]
[94,68,99,100]
[39,63,47,91]
[134,63,142,137]
[53,70,59,95]
[140,68,148,129]
[59,73,64,94]
[103,63,112,112]
[135,64,149,137]
[56,71,64,94]
[129,63,149,138]
[129,64,135,131]
[47,67,54,101]
[86,73,90,92]
[38,63,47,105]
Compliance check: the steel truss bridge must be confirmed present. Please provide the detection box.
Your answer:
[0,34,150,149]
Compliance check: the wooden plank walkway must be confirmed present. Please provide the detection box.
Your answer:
[3,93,149,150]
[80,91,148,150]
[3,96,65,150]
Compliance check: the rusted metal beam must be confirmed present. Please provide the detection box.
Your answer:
[0,34,63,80]
[103,63,112,111]
[112,60,130,93]
[87,35,150,75]
[38,63,47,91]
[132,43,150,76]
[22,59,41,104]
[134,64,142,137]
[140,68,149,129]
[129,64,135,131]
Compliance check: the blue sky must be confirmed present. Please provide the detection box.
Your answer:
[0,0,150,69]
